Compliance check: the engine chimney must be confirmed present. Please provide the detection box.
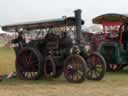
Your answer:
[74,9,82,44]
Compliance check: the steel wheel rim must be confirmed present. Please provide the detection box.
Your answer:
[64,55,86,83]
[16,49,40,80]
[86,54,105,80]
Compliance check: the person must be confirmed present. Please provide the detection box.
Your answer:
[122,31,128,50]
[60,32,73,48]
[11,31,25,48]
[10,29,26,55]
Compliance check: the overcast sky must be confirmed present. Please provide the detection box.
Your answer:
[0,0,128,26]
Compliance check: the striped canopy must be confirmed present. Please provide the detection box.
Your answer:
[92,13,128,24]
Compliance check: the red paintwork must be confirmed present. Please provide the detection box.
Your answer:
[100,21,124,47]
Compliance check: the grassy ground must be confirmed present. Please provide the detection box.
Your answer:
[0,73,128,96]
[0,47,15,74]
[0,48,128,96]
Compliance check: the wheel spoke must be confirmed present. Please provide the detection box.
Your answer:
[16,48,42,80]
[86,53,106,80]
[64,55,86,83]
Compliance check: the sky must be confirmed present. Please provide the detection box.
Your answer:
[0,0,128,26]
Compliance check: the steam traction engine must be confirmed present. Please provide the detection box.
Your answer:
[92,13,128,71]
[2,9,106,83]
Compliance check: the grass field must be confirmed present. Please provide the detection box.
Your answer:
[0,73,128,96]
[0,47,15,74]
[0,40,6,47]
[0,47,128,96]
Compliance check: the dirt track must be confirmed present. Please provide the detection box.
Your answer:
[0,73,128,96]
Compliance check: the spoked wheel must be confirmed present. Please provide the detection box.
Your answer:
[16,47,43,80]
[108,64,124,72]
[43,55,56,78]
[43,56,63,78]
[64,55,86,83]
[85,52,106,80]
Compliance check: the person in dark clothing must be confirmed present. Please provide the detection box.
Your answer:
[122,25,128,50]
[60,32,73,48]
[11,31,25,47]
[11,31,26,55]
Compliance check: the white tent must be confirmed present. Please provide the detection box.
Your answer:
[0,28,15,35]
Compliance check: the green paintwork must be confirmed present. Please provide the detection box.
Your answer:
[99,42,128,65]
[98,19,128,65]
[27,39,47,48]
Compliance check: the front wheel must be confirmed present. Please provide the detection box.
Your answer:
[64,55,87,83]
[85,52,106,80]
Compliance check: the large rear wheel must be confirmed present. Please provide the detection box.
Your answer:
[16,47,43,80]
[43,56,63,78]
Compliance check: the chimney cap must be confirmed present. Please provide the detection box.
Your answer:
[74,9,82,13]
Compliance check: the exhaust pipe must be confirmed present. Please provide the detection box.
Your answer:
[74,9,82,44]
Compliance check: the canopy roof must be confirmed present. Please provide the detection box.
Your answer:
[1,17,84,32]
[92,13,128,24]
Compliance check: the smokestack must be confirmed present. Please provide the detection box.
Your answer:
[74,9,82,44]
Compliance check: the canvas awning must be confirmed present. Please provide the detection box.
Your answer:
[92,13,128,24]
[1,17,84,32]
